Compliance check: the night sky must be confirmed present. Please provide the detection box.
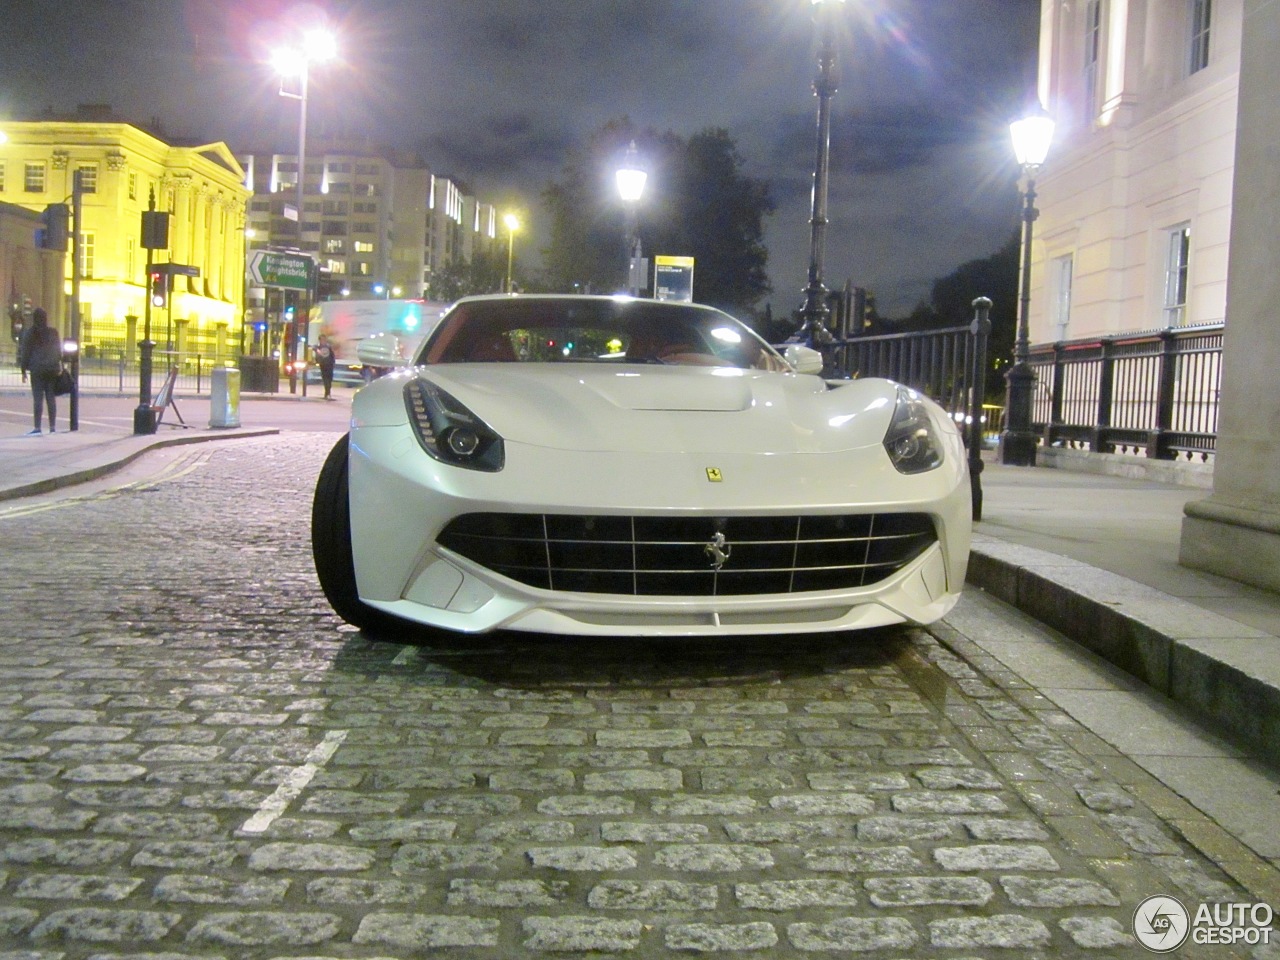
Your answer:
[0,0,1040,315]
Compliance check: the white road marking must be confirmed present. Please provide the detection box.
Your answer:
[238,729,348,835]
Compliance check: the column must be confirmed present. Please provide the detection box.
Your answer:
[1179,0,1280,590]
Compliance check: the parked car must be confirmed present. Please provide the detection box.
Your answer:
[311,295,972,637]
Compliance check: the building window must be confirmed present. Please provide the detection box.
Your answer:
[1164,224,1191,327]
[128,172,138,200]
[80,232,96,279]
[25,162,47,193]
[1083,0,1102,122]
[1190,0,1211,74]
[353,240,374,253]
[324,239,346,254]
[75,164,98,194]
[1052,255,1074,341]
[0,163,6,193]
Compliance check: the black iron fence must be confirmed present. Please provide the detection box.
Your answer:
[1029,325,1222,461]
[1,341,280,396]
[828,297,993,520]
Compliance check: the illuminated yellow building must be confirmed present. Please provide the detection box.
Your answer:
[0,110,251,361]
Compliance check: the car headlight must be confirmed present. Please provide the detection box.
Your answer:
[883,385,943,474]
[404,378,505,472]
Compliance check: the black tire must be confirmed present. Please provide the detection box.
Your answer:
[312,434,394,634]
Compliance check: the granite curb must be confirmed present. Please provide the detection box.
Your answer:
[967,534,1280,768]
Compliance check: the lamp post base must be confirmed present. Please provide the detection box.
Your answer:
[133,405,157,435]
[998,430,1038,467]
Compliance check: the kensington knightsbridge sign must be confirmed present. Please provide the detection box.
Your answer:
[247,250,314,291]
[1133,895,1274,952]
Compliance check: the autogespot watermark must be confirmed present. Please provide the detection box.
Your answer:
[1133,895,1274,952]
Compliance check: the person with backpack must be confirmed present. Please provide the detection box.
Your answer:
[17,307,63,435]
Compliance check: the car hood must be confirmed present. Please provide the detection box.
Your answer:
[375,364,902,455]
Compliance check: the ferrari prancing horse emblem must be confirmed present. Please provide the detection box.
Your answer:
[704,532,732,571]
[706,467,723,482]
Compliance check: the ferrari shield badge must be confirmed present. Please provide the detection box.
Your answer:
[706,467,723,482]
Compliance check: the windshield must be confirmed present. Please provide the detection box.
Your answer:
[419,298,789,372]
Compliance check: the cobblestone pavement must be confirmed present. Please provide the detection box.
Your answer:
[0,434,1274,959]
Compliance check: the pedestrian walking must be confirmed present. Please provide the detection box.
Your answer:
[16,307,62,435]
[313,334,337,400]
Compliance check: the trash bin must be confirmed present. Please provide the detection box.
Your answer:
[237,355,279,393]
[210,366,242,428]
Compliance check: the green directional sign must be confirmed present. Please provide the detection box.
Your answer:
[248,249,313,291]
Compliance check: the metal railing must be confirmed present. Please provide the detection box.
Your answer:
[1029,325,1222,461]
[1,344,274,396]
[828,298,993,520]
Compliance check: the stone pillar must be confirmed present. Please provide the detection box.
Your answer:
[1179,0,1280,591]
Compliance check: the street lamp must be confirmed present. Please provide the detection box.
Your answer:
[616,141,647,295]
[503,213,520,293]
[798,0,846,351]
[998,102,1055,467]
[273,26,335,392]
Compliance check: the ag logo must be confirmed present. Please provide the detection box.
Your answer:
[1133,895,1190,952]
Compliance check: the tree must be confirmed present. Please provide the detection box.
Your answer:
[542,120,775,312]
[431,246,508,302]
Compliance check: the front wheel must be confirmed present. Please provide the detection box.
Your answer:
[311,434,393,634]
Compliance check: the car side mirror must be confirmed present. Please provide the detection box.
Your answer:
[356,333,407,368]
[783,344,825,375]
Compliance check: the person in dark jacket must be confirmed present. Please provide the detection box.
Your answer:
[17,307,62,435]
[313,334,337,399]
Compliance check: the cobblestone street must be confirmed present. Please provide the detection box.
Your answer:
[0,433,1274,958]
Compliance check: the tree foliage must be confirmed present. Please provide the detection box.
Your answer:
[541,119,775,313]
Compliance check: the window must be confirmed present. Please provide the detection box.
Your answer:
[0,163,6,193]
[1083,0,1102,122]
[75,164,98,194]
[128,172,138,200]
[324,238,347,254]
[1052,255,1074,340]
[25,162,47,193]
[1164,224,1191,327]
[1190,0,1211,74]
[353,240,374,253]
[80,232,96,279]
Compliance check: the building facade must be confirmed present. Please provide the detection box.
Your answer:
[239,139,496,309]
[1032,0,1241,343]
[0,112,251,362]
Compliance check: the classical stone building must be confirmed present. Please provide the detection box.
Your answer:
[0,108,252,361]
[1032,0,1240,342]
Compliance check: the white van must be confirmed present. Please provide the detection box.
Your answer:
[306,299,448,382]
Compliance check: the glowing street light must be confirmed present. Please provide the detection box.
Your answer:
[999,102,1056,467]
[503,213,520,293]
[274,26,335,392]
[616,141,647,295]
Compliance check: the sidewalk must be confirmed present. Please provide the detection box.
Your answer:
[2,411,1277,768]
[973,460,1280,768]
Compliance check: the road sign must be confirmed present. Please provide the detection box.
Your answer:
[248,249,314,291]
[654,255,695,302]
[154,262,200,278]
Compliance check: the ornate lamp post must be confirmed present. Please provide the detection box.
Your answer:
[999,103,1055,466]
[273,27,335,391]
[616,141,647,295]
[503,213,520,293]
[798,0,846,349]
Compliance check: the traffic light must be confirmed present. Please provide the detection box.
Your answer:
[36,204,70,251]
[149,271,167,309]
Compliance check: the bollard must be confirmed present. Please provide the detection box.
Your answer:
[209,366,241,428]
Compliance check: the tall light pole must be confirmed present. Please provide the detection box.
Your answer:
[616,141,647,296]
[503,213,520,293]
[999,103,1055,467]
[273,27,335,390]
[799,0,846,350]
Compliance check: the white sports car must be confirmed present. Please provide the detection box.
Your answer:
[312,294,971,637]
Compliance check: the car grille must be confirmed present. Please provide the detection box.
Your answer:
[436,513,937,596]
